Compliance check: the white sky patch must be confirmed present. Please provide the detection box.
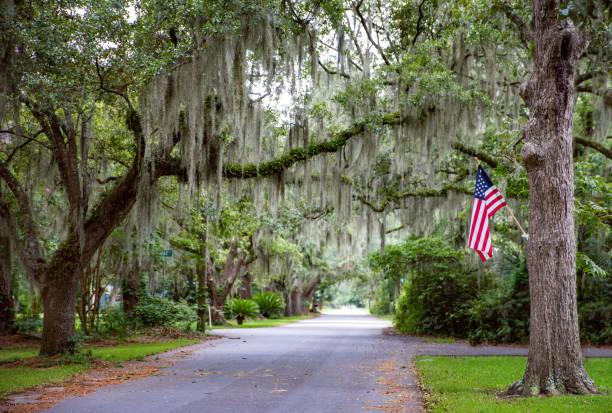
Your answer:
[100,40,119,49]
[126,3,138,23]
[67,6,86,17]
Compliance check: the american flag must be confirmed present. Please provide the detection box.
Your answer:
[469,165,506,261]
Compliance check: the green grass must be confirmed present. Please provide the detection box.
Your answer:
[422,337,456,344]
[0,349,38,361]
[415,356,612,413]
[0,339,200,397]
[0,365,88,397]
[90,339,199,361]
[212,315,314,329]
[374,314,394,321]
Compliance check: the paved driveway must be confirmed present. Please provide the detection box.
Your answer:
[47,311,422,413]
[45,311,612,413]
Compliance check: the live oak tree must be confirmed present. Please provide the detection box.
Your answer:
[170,197,261,327]
[0,236,14,334]
[504,0,600,396]
[317,0,609,396]
[0,0,347,354]
[1,4,609,396]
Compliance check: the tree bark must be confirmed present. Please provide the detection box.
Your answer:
[90,249,103,332]
[122,262,142,314]
[77,267,91,335]
[0,236,15,334]
[205,243,246,325]
[299,275,321,315]
[238,272,253,299]
[290,289,301,316]
[40,243,81,355]
[283,285,292,317]
[196,242,208,332]
[197,268,208,330]
[508,0,597,396]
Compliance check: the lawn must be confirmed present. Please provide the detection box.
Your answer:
[421,337,456,344]
[0,339,199,398]
[0,348,38,362]
[90,339,200,361]
[212,315,315,329]
[415,356,612,413]
[0,365,89,397]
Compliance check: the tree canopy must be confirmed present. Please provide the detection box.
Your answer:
[0,0,610,398]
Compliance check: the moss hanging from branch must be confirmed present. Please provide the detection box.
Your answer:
[358,182,471,213]
[223,112,401,179]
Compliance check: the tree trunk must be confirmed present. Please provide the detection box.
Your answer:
[283,289,292,316]
[90,249,103,332]
[290,289,301,316]
[205,243,246,325]
[122,263,142,314]
[508,1,597,396]
[41,275,79,355]
[0,236,15,335]
[379,218,386,251]
[238,272,253,299]
[197,267,208,331]
[40,244,81,355]
[300,275,321,315]
[77,268,91,336]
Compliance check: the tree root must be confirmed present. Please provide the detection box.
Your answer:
[506,373,599,397]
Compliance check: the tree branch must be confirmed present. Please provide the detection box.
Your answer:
[354,1,392,66]
[495,1,534,46]
[96,57,134,112]
[318,59,351,79]
[451,141,499,169]
[0,165,45,282]
[575,71,606,87]
[0,129,49,165]
[358,182,472,213]
[412,0,426,46]
[575,136,612,160]
[96,176,120,185]
[29,106,82,213]
[223,112,401,179]
[386,223,406,234]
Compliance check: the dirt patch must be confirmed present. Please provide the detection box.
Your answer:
[132,326,208,341]
[0,335,41,350]
[0,335,222,413]
[2,360,161,413]
[382,327,403,337]
[362,351,425,412]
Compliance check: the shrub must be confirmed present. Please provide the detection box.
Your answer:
[98,305,129,338]
[394,270,482,337]
[578,275,612,345]
[467,262,530,344]
[370,278,397,316]
[579,301,612,345]
[15,315,42,335]
[132,296,196,329]
[225,298,258,324]
[253,292,284,318]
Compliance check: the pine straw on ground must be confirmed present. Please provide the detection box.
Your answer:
[0,335,222,413]
[2,360,162,413]
[1,327,204,353]
[361,351,425,412]
[0,335,41,350]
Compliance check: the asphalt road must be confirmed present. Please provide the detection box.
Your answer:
[46,311,423,413]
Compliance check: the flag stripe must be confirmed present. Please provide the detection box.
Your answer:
[469,166,506,262]
[469,200,484,248]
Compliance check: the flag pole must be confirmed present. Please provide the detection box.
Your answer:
[474,157,528,237]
